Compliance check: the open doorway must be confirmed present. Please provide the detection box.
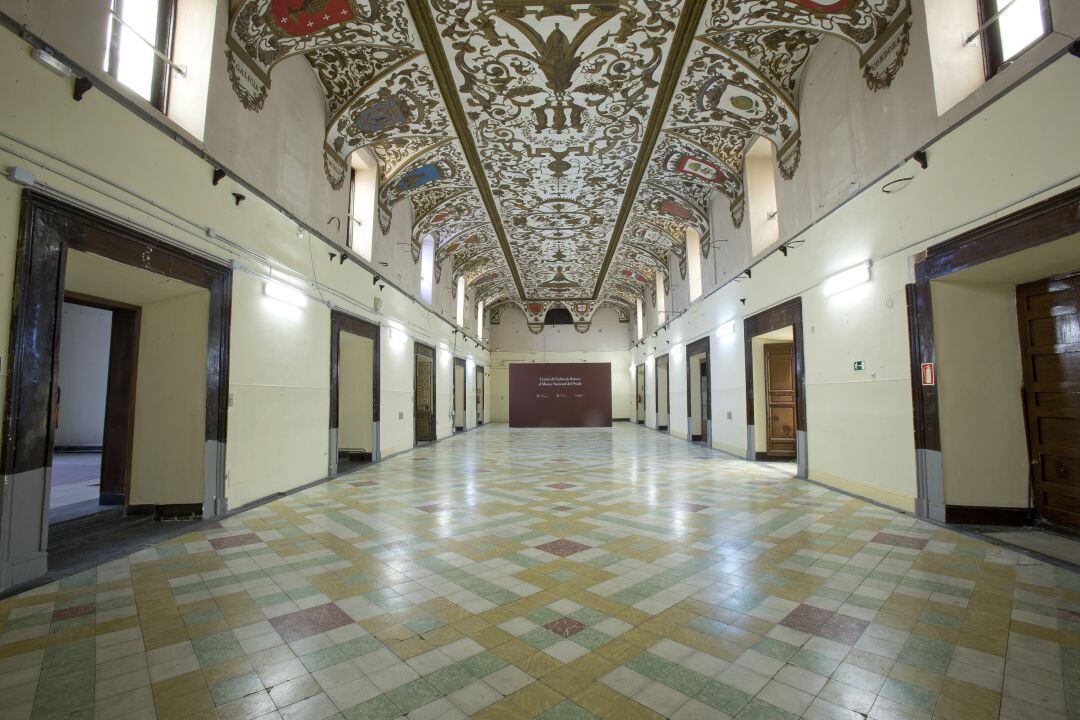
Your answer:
[50,297,138,525]
[909,191,1080,537]
[1,192,230,591]
[330,311,379,476]
[636,363,646,424]
[744,298,806,478]
[414,342,436,444]
[454,357,466,432]
[475,364,485,426]
[655,355,669,431]
[685,337,710,444]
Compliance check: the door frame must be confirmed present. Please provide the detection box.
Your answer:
[329,310,380,477]
[684,336,710,445]
[907,185,1080,522]
[413,341,437,444]
[744,297,807,478]
[61,292,141,506]
[1,191,231,590]
[475,364,485,426]
[654,353,669,432]
[636,362,646,424]
[453,356,466,432]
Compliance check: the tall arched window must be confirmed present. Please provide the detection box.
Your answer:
[655,271,666,325]
[348,149,377,261]
[686,228,703,302]
[456,275,466,326]
[746,136,779,257]
[636,297,644,340]
[419,235,435,304]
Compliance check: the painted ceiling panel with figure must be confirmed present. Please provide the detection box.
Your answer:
[226,0,911,331]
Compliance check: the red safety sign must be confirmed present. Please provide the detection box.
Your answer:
[921,362,935,386]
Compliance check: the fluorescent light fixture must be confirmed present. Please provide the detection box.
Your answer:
[264,280,306,307]
[717,320,736,337]
[823,261,870,296]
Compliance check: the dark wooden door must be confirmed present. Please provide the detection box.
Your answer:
[636,364,645,422]
[1017,271,1080,529]
[475,367,484,425]
[765,343,796,458]
[414,343,436,443]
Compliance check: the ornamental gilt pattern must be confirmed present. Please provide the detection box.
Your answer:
[226,0,910,331]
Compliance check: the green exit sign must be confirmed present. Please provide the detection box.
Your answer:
[853,361,865,371]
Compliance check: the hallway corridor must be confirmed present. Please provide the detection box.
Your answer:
[0,425,1077,720]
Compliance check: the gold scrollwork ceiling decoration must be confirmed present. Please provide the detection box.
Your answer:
[226,0,910,316]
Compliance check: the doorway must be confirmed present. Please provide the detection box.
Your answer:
[454,357,466,432]
[330,311,379,476]
[475,365,485,426]
[685,337,710,444]
[1,192,230,591]
[655,354,669,431]
[50,296,139,525]
[909,187,1080,525]
[636,363,646,424]
[749,328,797,463]
[744,298,806,478]
[414,342,436,444]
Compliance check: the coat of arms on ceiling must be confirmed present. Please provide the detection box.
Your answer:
[397,164,443,192]
[355,99,406,133]
[675,156,724,183]
[271,0,354,36]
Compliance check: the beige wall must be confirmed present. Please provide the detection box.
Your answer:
[130,290,209,505]
[55,303,112,449]
[933,280,1028,507]
[339,332,374,452]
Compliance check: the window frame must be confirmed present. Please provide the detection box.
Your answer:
[107,0,177,112]
[977,0,1052,79]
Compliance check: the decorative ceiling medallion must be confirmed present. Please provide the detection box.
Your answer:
[271,0,354,36]
[355,98,407,133]
[397,163,443,191]
[675,155,724,183]
[659,200,692,221]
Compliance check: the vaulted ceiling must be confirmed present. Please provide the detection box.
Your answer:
[226,0,911,331]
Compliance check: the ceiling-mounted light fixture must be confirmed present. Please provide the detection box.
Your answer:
[823,261,871,296]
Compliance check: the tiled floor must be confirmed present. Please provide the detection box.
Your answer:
[1,424,1078,720]
[983,530,1080,569]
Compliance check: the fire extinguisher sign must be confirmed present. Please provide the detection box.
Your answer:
[921,362,935,386]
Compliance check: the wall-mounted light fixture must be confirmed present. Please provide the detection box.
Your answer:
[823,261,871,296]
[264,280,306,307]
[716,320,736,338]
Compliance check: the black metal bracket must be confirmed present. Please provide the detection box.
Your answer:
[212,168,226,186]
[338,251,348,265]
[1070,39,1080,58]
[73,76,93,101]
[912,150,928,169]
[372,275,380,285]
[779,245,788,257]
[232,192,245,206]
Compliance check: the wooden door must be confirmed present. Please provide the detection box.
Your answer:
[1017,271,1080,529]
[414,344,435,442]
[699,363,708,439]
[765,343,796,458]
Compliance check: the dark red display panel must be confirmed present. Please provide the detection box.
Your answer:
[509,363,612,428]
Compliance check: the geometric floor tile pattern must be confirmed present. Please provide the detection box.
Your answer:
[1,425,1078,719]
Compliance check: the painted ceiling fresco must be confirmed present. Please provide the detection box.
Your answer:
[227,0,911,332]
